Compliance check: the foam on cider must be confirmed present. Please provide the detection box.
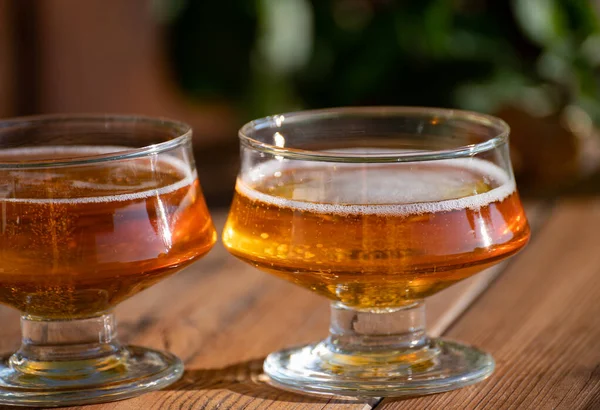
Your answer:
[0,146,194,204]
[238,157,516,216]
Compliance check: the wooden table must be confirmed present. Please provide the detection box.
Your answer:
[1,199,599,409]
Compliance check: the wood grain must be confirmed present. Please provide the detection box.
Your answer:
[0,202,548,409]
[379,199,600,410]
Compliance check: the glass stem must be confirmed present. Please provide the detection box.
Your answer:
[326,301,430,358]
[10,312,123,377]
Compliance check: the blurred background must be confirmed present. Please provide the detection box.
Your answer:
[0,0,599,207]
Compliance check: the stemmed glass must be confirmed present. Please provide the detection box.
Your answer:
[0,115,216,406]
[223,107,530,397]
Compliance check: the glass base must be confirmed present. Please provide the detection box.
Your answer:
[264,338,494,397]
[0,346,183,407]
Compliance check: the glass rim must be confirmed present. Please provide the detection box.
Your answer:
[0,113,192,169]
[239,106,510,163]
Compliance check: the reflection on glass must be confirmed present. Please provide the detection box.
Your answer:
[0,116,215,406]
[224,107,530,397]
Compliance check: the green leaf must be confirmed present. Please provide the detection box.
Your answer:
[512,0,566,46]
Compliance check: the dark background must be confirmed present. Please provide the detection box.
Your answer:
[1,0,599,206]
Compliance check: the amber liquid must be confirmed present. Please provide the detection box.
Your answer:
[224,160,530,309]
[0,147,216,318]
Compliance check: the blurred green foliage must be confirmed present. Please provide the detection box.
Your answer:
[164,0,600,122]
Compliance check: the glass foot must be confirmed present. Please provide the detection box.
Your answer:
[0,346,183,407]
[264,338,494,397]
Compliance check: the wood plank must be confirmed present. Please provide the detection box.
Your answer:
[0,214,370,410]
[0,201,547,409]
[79,204,545,410]
[378,199,600,410]
[61,213,372,410]
[427,264,505,338]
